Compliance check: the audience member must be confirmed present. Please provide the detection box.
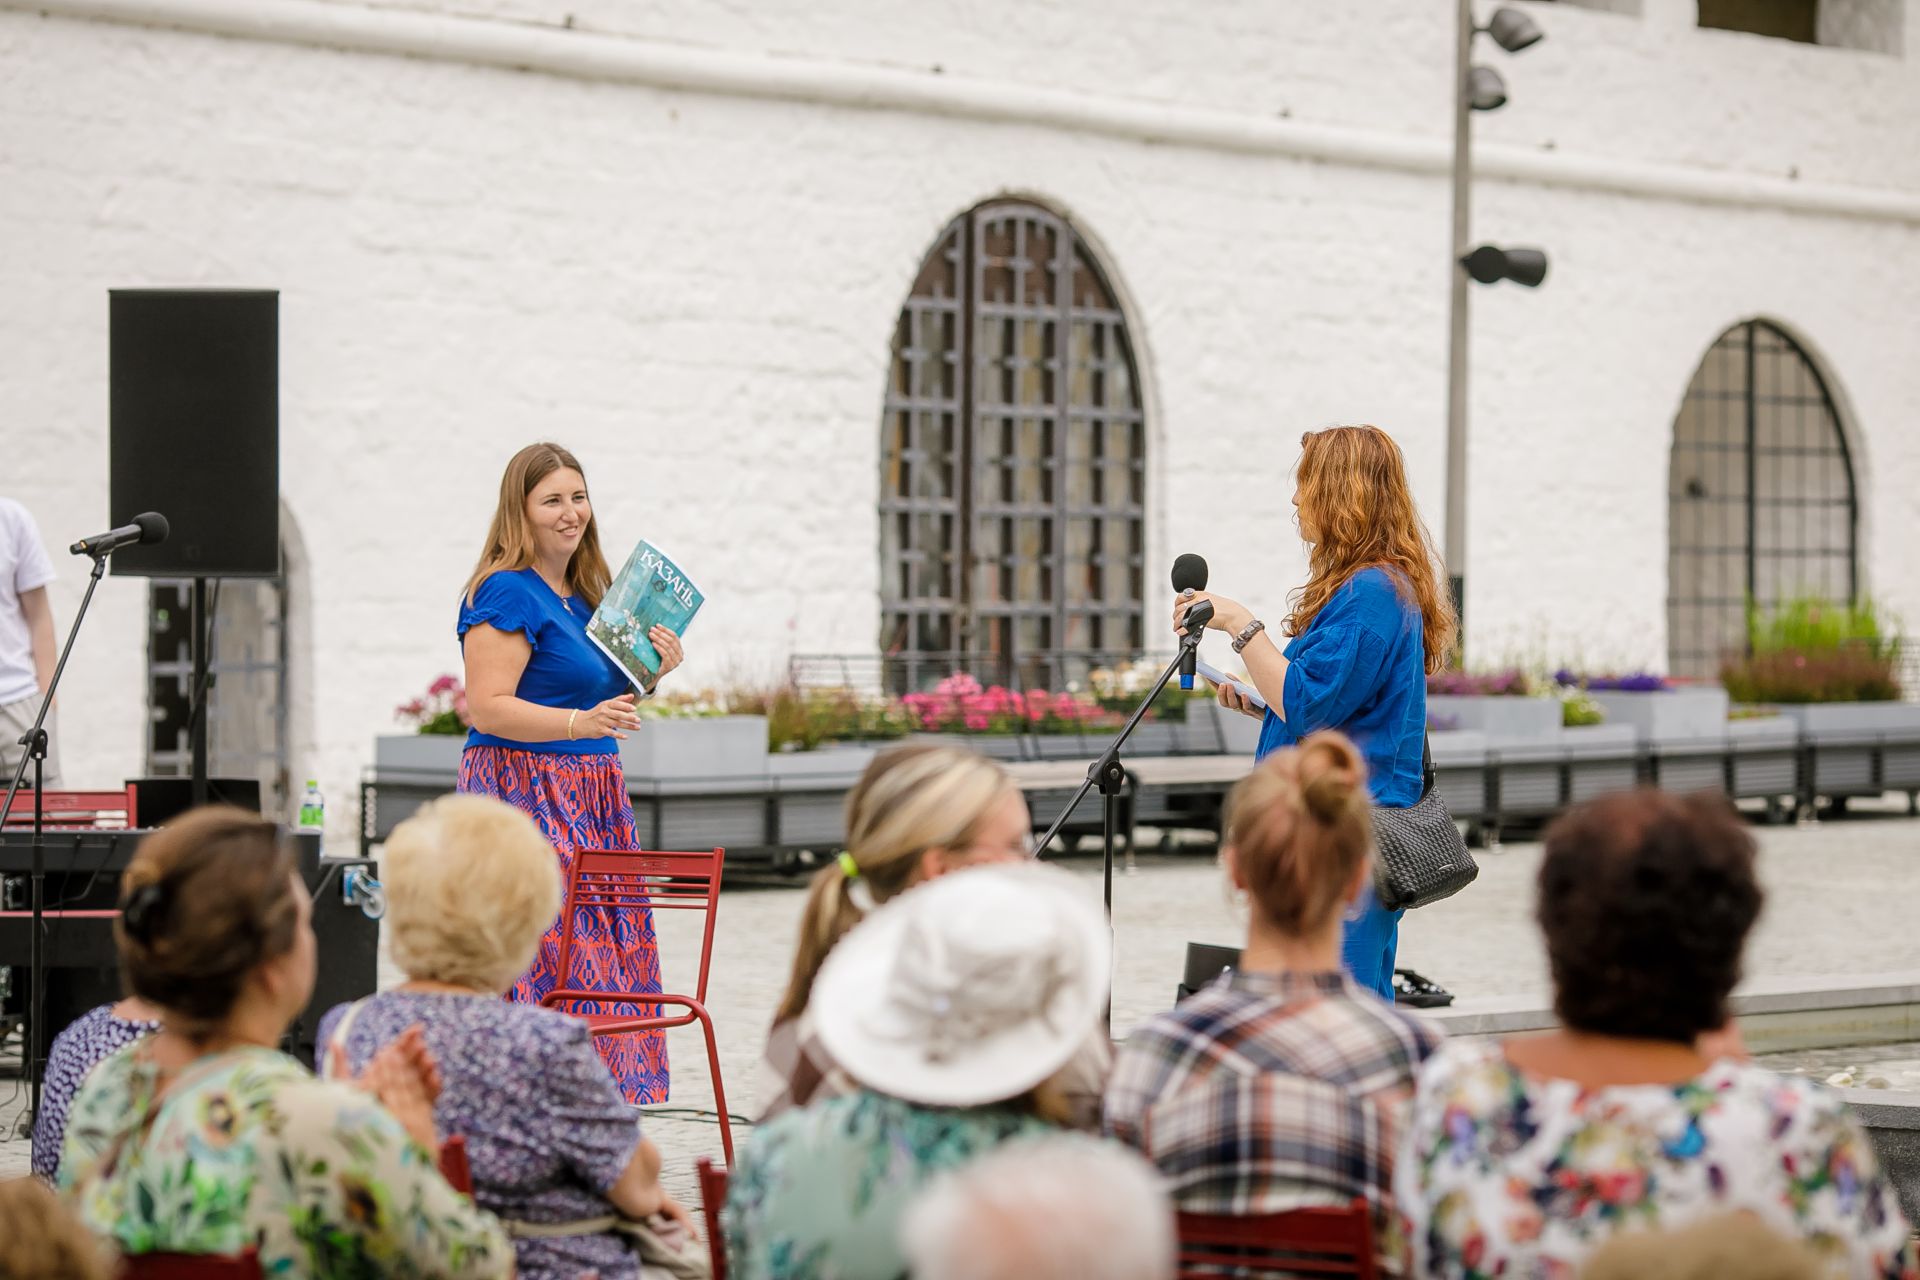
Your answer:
[900,1135,1175,1280]
[1105,732,1440,1255]
[58,806,512,1277]
[29,995,161,1181]
[1395,789,1918,1278]
[319,794,691,1280]
[1580,1213,1826,1280]
[757,744,1108,1127]
[727,861,1110,1280]
[0,1175,114,1280]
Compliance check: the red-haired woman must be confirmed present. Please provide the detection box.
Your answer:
[1175,425,1455,1000]
[456,442,684,1102]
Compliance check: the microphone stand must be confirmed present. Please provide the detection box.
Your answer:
[0,551,110,1133]
[1035,613,1210,923]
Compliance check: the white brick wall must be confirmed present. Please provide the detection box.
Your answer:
[1,0,1916,841]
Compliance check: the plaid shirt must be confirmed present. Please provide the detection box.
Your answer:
[1104,970,1441,1223]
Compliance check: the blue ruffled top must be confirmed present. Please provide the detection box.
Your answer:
[1253,566,1427,807]
[457,568,631,756]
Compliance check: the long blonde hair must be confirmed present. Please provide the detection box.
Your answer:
[775,744,1019,1022]
[1286,425,1456,673]
[463,442,613,609]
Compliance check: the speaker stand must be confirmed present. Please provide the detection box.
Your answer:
[189,576,211,808]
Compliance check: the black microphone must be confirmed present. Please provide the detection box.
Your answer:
[70,511,169,558]
[1171,553,1212,691]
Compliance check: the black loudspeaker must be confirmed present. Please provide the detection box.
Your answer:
[289,857,381,1069]
[109,289,280,578]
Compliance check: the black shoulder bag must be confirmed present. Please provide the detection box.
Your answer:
[1370,735,1478,911]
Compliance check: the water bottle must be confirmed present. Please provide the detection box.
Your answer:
[297,779,325,858]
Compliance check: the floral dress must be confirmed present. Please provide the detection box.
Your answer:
[58,1042,512,1278]
[724,1089,1055,1280]
[1394,1039,1919,1280]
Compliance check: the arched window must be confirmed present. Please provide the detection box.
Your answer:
[1666,321,1858,678]
[146,572,290,815]
[879,201,1146,691]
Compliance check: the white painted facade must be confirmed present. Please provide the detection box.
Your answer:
[2,0,1917,838]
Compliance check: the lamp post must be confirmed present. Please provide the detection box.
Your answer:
[1444,2,1547,655]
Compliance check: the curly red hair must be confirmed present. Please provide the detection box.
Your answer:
[1285,425,1456,674]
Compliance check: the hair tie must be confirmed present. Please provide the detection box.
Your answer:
[122,881,169,942]
[838,852,877,913]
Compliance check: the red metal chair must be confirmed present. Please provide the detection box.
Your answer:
[541,847,733,1164]
[697,1156,730,1280]
[1176,1199,1378,1279]
[438,1133,472,1194]
[121,1247,264,1279]
[1,785,138,829]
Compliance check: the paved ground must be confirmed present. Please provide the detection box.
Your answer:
[7,799,1920,1209]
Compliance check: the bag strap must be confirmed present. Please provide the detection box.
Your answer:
[1421,732,1436,799]
[320,998,368,1079]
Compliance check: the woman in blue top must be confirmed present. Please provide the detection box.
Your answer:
[1174,425,1456,999]
[457,442,685,1103]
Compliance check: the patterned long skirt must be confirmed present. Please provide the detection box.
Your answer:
[457,745,669,1103]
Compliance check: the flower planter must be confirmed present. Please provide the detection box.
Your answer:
[1775,702,1920,737]
[1562,725,1640,803]
[1202,701,1264,757]
[373,733,468,776]
[1777,703,1920,805]
[1589,688,1731,744]
[619,715,771,781]
[1427,730,1488,821]
[1426,695,1561,740]
[896,731,1029,761]
[1728,716,1799,801]
[766,744,881,782]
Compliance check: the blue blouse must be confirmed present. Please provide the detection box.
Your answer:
[1254,567,1427,807]
[457,568,631,757]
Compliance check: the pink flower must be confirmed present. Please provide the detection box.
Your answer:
[964,712,989,731]
[428,674,459,696]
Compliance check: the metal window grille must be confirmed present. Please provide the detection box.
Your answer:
[880,202,1146,693]
[146,575,291,816]
[1666,321,1857,679]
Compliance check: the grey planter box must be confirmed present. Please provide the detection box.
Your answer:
[1427,730,1488,820]
[1427,695,1561,739]
[1489,737,1565,817]
[619,716,770,781]
[1778,704,1920,801]
[1590,688,1731,743]
[1562,724,1640,802]
[373,733,467,776]
[1648,739,1730,794]
[1202,701,1264,756]
[1728,716,1799,800]
[904,732,1028,761]
[1776,702,1920,737]
[766,745,880,782]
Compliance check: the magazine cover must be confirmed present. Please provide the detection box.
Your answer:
[586,539,705,693]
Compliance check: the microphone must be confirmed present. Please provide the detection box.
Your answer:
[70,512,169,558]
[1171,554,1212,691]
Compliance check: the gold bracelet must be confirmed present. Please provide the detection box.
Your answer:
[567,709,580,740]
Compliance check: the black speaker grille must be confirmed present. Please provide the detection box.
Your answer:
[109,289,280,578]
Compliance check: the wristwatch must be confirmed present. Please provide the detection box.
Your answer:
[1231,619,1267,653]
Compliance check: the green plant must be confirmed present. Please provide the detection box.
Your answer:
[1747,595,1895,658]
[1723,596,1903,703]
[1559,689,1605,727]
[395,675,469,736]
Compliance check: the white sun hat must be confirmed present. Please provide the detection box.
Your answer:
[810,861,1111,1109]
